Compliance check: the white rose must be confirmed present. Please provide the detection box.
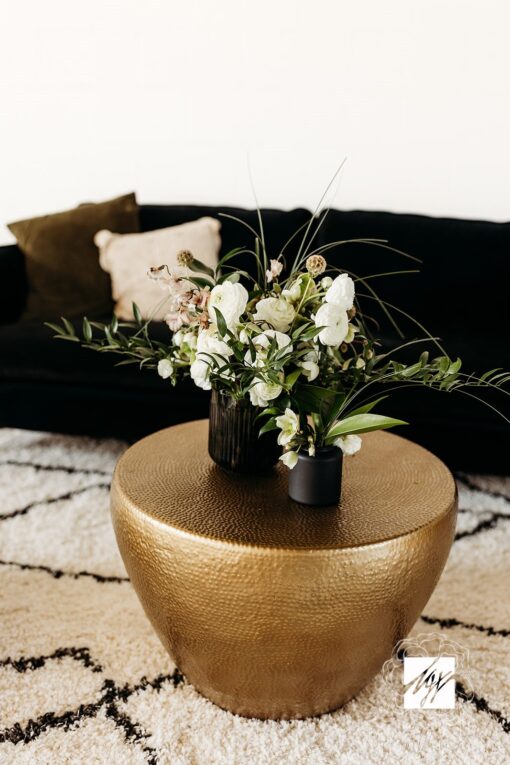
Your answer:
[190,328,233,390]
[314,303,349,346]
[279,450,299,469]
[157,358,173,379]
[275,408,299,446]
[249,380,283,407]
[209,282,248,330]
[253,297,296,332]
[334,434,362,455]
[325,273,355,311]
[299,350,319,381]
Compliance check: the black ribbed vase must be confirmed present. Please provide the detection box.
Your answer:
[288,446,343,506]
[208,389,281,474]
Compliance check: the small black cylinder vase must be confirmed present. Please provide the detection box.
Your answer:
[208,389,281,474]
[288,446,343,506]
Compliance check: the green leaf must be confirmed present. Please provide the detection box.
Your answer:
[259,417,279,436]
[104,326,116,346]
[448,358,462,375]
[437,356,450,375]
[293,384,343,423]
[326,413,407,440]
[82,318,92,342]
[45,322,67,336]
[298,325,323,341]
[188,276,215,289]
[399,361,425,378]
[218,272,240,284]
[480,367,502,382]
[190,258,215,277]
[254,406,281,422]
[213,307,228,338]
[61,317,75,335]
[115,358,140,366]
[132,303,143,326]
[285,368,302,389]
[344,396,388,418]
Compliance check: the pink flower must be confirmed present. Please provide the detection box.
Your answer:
[165,312,187,332]
[190,289,210,310]
[266,259,283,283]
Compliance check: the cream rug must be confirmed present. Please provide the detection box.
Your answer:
[0,427,509,764]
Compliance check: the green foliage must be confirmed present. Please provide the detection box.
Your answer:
[326,413,407,441]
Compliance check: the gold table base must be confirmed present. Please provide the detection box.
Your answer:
[111,422,457,719]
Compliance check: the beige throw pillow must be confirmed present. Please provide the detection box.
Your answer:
[96,217,221,320]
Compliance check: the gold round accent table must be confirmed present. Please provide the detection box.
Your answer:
[111,421,457,720]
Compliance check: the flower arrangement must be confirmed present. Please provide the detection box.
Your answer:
[49,208,509,479]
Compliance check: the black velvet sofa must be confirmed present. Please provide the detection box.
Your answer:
[1,204,508,473]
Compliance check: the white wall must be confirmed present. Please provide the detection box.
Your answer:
[1,0,509,243]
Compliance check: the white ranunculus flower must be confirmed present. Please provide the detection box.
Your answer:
[334,434,362,456]
[299,350,320,381]
[190,328,233,390]
[209,282,248,330]
[314,303,349,346]
[172,329,184,347]
[249,380,283,408]
[255,330,292,349]
[174,329,197,350]
[182,330,197,349]
[279,450,299,469]
[275,408,299,446]
[253,297,296,332]
[189,359,211,390]
[157,358,173,379]
[282,277,303,302]
[325,273,355,311]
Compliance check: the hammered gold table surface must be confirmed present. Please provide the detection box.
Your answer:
[111,420,457,719]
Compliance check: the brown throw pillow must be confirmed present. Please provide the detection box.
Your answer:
[8,192,140,319]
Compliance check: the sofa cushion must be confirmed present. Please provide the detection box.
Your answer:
[96,217,222,320]
[8,193,140,320]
